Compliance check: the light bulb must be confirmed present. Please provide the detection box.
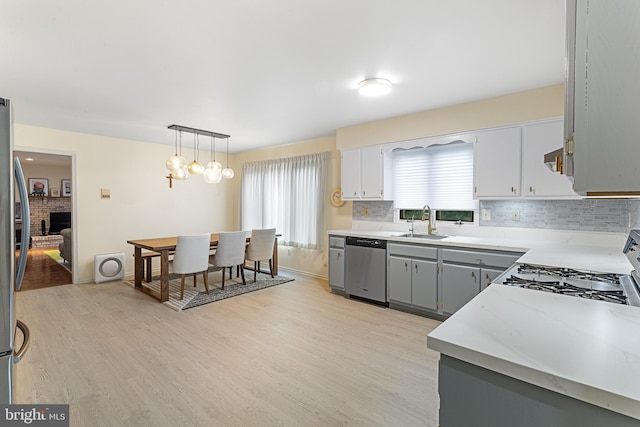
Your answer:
[166,154,186,172]
[174,166,189,180]
[203,167,223,183]
[206,161,222,172]
[187,160,204,176]
[222,167,234,179]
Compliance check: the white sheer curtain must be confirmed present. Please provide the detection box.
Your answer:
[241,152,329,250]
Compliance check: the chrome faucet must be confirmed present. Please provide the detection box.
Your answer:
[421,204,437,235]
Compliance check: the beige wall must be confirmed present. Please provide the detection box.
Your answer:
[233,137,352,278]
[15,125,237,283]
[337,84,564,149]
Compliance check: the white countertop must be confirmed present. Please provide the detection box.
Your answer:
[427,284,640,420]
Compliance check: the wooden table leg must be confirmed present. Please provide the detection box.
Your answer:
[160,249,169,302]
[134,247,143,289]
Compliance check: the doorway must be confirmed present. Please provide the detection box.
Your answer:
[14,150,74,290]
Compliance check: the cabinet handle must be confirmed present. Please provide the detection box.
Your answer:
[354,191,357,197]
[337,253,341,260]
[511,186,515,193]
[404,261,408,271]
[363,190,366,196]
[471,271,476,282]
[415,264,418,273]
[529,186,534,193]
[485,273,491,281]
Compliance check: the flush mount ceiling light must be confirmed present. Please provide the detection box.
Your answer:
[357,78,392,96]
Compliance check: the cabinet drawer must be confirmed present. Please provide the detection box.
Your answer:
[388,243,438,259]
[329,236,345,249]
[442,248,521,268]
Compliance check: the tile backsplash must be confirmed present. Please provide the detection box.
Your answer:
[353,199,640,234]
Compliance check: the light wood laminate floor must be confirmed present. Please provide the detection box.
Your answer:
[14,271,441,426]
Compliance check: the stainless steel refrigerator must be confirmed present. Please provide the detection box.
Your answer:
[0,97,31,404]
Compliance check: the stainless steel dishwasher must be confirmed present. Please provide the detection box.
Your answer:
[345,236,387,304]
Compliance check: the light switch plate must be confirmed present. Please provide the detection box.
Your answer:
[101,188,111,199]
[512,210,520,221]
[481,209,491,220]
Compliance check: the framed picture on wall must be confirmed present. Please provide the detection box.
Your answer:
[61,179,71,197]
[50,188,60,197]
[28,178,49,196]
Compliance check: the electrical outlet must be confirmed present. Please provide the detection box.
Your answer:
[100,188,111,199]
[364,208,369,217]
[481,209,491,220]
[512,211,520,221]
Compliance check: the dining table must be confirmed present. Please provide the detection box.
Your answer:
[126,232,279,302]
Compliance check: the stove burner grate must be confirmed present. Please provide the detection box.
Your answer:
[502,275,628,304]
[516,264,621,284]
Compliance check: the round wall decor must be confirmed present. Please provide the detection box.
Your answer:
[330,188,345,207]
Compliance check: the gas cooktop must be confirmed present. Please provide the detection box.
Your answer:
[497,263,640,306]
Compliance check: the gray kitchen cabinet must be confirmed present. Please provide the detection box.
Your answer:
[442,263,480,314]
[565,0,640,196]
[340,146,392,201]
[328,236,345,291]
[441,248,522,315]
[411,258,438,311]
[388,243,438,312]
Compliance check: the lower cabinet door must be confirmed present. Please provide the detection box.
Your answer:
[389,256,412,304]
[412,259,438,311]
[328,248,344,289]
[480,267,505,291]
[442,264,481,315]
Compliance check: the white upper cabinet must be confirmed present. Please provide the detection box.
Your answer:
[473,127,521,198]
[341,149,361,199]
[522,119,578,198]
[565,0,640,196]
[341,146,392,201]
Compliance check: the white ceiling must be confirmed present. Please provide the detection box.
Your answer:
[1,1,566,154]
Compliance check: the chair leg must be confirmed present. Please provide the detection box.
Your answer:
[269,259,274,278]
[180,275,186,300]
[203,271,209,294]
[193,273,197,287]
[239,264,246,285]
[236,265,240,277]
[253,261,258,283]
[228,266,232,279]
[221,269,225,290]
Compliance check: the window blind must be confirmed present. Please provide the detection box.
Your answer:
[392,142,476,210]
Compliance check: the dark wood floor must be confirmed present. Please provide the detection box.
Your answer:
[17,247,72,292]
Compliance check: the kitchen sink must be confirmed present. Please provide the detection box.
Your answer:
[397,233,448,240]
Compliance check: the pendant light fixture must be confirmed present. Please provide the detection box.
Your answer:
[166,124,231,186]
[203,135,223,184]
[221,136,234,179]
[165,129,187,172]
[187,133,204,175]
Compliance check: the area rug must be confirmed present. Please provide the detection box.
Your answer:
[43,249,72,273]
[124,269,294,311]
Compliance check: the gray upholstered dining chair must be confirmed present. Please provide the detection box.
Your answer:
[169,233,211,300]
[209,231,247,289]
[245,228,276,283]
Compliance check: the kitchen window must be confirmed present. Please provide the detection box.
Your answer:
[392,141,477,214]
[240,152,329,250]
